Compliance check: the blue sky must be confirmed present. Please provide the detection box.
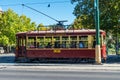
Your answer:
[0,0,76,26]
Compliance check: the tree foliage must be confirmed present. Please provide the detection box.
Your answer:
[71,0,120,33]
[37,23,50,31]
[71,16,89,29]
[71,0,120,54]
[0,9,36,46]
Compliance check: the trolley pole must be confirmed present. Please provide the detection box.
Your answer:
[94,0,101,64]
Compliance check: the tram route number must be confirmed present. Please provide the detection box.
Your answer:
[53,49,61,53]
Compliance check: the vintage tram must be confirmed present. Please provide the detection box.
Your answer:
[15,29,107,62]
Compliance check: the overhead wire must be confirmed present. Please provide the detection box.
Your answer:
[0,1,70,6]
[0,0,71,26]
[25,1,70,5]
[22,4,59,22]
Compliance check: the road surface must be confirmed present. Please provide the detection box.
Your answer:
[0,69,120,80]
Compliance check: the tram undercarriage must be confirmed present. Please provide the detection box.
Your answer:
[15,56,107,63]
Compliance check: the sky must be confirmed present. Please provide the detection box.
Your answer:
[0,0,76,26]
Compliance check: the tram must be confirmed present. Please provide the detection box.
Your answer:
[15,29,107,62]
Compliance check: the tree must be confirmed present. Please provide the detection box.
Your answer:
[0,9,36,47]
[71,16,87,29]
[71,0,120,33]
[71,0,95,29]
[71,0,120,54]
[37,23,49,31]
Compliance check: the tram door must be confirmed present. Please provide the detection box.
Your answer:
[17,36,26,57]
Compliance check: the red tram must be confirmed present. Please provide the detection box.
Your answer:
[15,29,107,62]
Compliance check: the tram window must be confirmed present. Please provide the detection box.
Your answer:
[62,36,69,48]
[62,36,68,41]
[61,41,66,48]
[54,37,60,41]
[87,35,94,48]
[18,37,26,46]
[54,37,60,48]
[93,40,96,48]
[70,36,77,41]
[92,36,102,48]
[79,36,88,48]
[70,36,77,48]
[18,37,22,46]
[70,41,77,48]
[45,37,52,42]
[92,36,96,48]
[27,37,36,48]
[37,37,44,48]
[23,38,26,46]
[45,37,52,48]
[54,41,60,48]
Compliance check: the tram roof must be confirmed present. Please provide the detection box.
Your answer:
[16,29,105,36]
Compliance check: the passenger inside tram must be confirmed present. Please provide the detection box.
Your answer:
[62,41,66,48]
[70,41,77,48]
[54,41,60,48]
[79,41,84,48]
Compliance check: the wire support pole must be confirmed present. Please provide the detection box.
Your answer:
[94,0,101,64]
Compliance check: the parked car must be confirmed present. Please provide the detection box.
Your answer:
[0,47,4,53]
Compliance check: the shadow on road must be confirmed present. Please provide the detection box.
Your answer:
[106,55,120,64]
[0,53,15,63]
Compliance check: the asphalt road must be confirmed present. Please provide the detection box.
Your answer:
[0,69,120,80]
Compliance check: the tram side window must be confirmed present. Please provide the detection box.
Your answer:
[92,36,96,48]
[92,36,102,48]
[27,37,36,48]
[37,37,44,48]
[54,37,60,48]
[18,37,20,46]
[70,36,77,48]
[45,37,52,48]
[23,38,26,46]
[62,36,69,48]
[18,37,22,46]
[79,36,88,48]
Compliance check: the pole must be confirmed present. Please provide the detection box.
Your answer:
[116,27,118,55]
[94,0,101,64]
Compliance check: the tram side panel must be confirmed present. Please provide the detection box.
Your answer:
[25,48,106,60]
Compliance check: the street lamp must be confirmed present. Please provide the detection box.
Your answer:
[94,0,101,64]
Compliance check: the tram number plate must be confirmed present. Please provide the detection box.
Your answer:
[53,49,61,53]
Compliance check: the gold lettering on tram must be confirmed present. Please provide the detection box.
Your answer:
[53,49,61,53]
